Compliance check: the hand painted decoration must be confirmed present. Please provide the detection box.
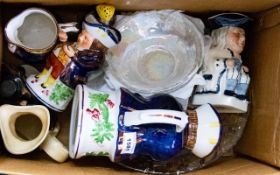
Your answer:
[69,85,221,163]
[25,5,121,112]
[192,13,251,113]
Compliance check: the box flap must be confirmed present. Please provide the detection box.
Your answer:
[256,6,280,31]
[237,6,280,168]
[2,0,280,13]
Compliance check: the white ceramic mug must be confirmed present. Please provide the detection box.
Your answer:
[0,105,68,162]
[5,8,79,63]
[5,8,58,55]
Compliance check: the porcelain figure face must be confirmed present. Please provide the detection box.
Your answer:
[77,30,94,50]
[226,27,245,56]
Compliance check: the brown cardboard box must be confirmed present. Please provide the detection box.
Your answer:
[236,6,280,167]
[0,0,280,174]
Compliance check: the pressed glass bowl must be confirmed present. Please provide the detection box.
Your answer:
[106,10,204,94]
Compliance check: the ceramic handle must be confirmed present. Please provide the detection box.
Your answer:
[40,134,69,163]
[58,22,79,33]
[0,105,50,155]
[124,109,188,132]
[87,69,104,82]
[8,43,17,53]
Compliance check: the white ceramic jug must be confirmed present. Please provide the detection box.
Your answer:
[0,105,68,162]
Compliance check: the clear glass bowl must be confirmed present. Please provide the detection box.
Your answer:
[104,10,248,174]
[106,10,204,94]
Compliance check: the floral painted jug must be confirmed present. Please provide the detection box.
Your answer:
[69,85,222,163]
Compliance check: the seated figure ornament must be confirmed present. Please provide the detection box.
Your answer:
[192,13,251,113]
[25,5,121,112]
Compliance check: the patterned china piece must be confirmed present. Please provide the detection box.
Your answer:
[69,85,221,163]
[25,6,121,112]
[192,13,251,113]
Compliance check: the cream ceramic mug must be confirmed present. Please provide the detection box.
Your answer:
[0,105,68,162]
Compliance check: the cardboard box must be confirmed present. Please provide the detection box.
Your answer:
[0,0,280,174]
[236,6,280,167]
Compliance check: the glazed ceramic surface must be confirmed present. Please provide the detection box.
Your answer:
[25,10,121,112]
[0,105,68,162]
[26,76,74,112]
[5,8,58,62]
[69,85,221,163]
[70,85,120,160]
[192,13,251,113]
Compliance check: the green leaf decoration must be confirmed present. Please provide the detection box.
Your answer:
[89,93,109,108]
[85,151,109,157]
[49,83,73,105]
[98,102,109,123]
[88,92,115,144]
[91,121,114,144]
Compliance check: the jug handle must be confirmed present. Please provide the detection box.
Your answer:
[123,109,188,132]
[58,22,79,33]
[8,43,17,53]
[40,134,69,163]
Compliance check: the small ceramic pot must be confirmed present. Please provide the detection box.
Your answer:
[5,8,58,62]
[69,85,222,162]
[0,105,68,162]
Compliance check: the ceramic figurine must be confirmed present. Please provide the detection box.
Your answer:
[25,6,121,112]
[192,13,251,113]
[69,85,221,162]
[0,105,68,162]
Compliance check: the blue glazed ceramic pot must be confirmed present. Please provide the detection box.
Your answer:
[69,85,222,163]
